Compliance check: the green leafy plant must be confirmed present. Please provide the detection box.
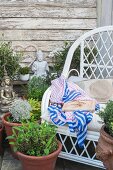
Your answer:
[99,100,113,136]
[28,76,49,101]
[51,41,97,76]
[28,98,41,120]
[0,42,20,80]
[19,66,30,75]
[9,99,32,123]
[8,122,58,156]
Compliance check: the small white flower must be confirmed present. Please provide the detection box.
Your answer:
[48,48,63,58]
[48,51,54,58]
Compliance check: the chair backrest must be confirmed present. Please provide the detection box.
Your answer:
[62,26,113,79]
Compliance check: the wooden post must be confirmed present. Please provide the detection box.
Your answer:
[97,0,113,69]
[97,0,113,26]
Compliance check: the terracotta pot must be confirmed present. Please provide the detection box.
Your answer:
[2,112,21,159]
[96,125,113,170]
[0,123,4,154]
[17,141,62,170]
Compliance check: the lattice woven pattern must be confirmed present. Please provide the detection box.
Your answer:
[82,30,113,79]
[57,132,104,168]
[58,134,96,158]
[62,26,113,80]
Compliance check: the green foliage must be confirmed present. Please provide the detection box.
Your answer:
[99,101,113,136]
[0,42,20,80]
[28,98,41,120]
[9,99,32,123]
[8,122,58,156]
[45,70,58,86]
[28,76,49,101]
[52,42,97,76]
[19,66,30,75]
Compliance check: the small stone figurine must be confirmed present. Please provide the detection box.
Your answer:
[0,67,15,112]
[32,50,49,78]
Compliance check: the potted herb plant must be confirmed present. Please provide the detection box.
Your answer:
[2,98,32,158]
[19,66,30,81]
[8,122,62,170]
[2,98,32,137]
[96,101,113,170]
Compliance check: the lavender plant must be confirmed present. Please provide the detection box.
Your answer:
[9,99,32,122]
[28,76,49,101]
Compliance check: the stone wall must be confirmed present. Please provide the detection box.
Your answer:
[0,0,97,65]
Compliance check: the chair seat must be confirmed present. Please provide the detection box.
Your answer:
[41,103,105,132]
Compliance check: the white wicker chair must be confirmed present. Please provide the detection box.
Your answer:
[41,26,113,169]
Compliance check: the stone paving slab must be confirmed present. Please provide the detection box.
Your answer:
[1,159,22,170]
[1,149,104,170]
[0,155,2,170]
[3,149,14,160]
[63,159,103,170]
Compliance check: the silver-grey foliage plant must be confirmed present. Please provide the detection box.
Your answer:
[9,99,32,122]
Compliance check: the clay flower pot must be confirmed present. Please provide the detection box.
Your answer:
[96,125,113,170]
[2,112,21,159]
[17,141,62,170]
[0,123,4,154]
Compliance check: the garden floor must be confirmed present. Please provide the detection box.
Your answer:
[0,148,103,170]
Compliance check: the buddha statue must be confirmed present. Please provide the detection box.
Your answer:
[0,68,15,107]
[31,50,49,78]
